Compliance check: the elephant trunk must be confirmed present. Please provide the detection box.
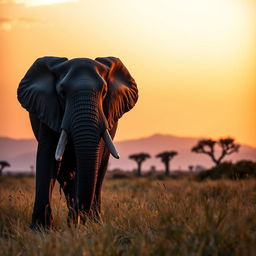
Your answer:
[67,91,103,222]
[73,130,100,220]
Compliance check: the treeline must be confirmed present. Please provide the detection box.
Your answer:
[197,160,256,180]
[109,160,256,180]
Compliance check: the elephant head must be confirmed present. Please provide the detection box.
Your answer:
[17,56,138,220]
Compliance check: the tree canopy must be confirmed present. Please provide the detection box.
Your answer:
[192,137,240,166]
[129,153,151,176]
[0,161,11,176]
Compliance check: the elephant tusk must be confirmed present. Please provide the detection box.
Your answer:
[55,129,68,161]
[103,130,120,159]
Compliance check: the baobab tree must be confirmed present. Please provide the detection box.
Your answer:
[156,151,178,176]
[129,153,151,176]
[0,161,10,176]
[191,137,240,166]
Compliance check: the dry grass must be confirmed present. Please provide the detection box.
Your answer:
[0,175,256,256]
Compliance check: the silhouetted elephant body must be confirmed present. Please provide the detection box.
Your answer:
[17,56,138,229]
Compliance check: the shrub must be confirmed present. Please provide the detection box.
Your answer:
[233,160,256,179]
[196,160,256,181]
[108,169,131,179]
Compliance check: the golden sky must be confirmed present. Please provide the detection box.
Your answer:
[0,0,256,146]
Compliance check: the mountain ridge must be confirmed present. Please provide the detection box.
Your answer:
[0,134,255,172]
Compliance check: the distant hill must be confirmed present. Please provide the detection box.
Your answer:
[0,137,37,172]
[0,134,255,173]
[112,134,256,172]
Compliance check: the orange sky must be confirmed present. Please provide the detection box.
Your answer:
[0,0,256,146]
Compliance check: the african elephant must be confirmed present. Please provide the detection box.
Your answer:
[17,56,138,229]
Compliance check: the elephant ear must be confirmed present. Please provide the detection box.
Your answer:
[95,57,138,129]
[17,56,68,132]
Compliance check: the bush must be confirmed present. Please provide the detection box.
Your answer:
[108,169,131,179]
[196,160,256,181]
[234,160,256,179]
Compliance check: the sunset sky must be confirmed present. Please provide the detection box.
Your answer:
[0,0,255,146]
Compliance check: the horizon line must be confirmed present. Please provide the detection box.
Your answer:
[1,133,255,148]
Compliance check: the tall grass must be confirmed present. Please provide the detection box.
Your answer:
[0,176,256,255]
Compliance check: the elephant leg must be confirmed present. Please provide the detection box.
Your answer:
[30,122,59,230]
[91,122,118,222]
[57,167,76,226]
[56,142,77,226]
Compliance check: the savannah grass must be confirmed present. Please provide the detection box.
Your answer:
[0,175,256,255]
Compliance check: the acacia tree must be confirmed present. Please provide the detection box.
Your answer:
[156,151,178,176]
[191,137,240,166]
[0,161,10,176]
[129,153,151,176]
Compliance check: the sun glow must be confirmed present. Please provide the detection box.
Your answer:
[0,0,255,145]
[13,0,78,6]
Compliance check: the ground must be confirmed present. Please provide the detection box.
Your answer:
[0,175,256,256]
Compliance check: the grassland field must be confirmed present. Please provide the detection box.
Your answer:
[0,175,256,256]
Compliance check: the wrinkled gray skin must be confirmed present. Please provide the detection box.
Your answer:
[17,56,138,229]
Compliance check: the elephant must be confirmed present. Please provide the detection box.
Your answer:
[17,56,138,229]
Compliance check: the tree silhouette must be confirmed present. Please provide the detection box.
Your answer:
[0,161,10,176]
[129,153,151,176]
[191,137,240,166]
[156,151,178,176]
[188,165,194,172]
